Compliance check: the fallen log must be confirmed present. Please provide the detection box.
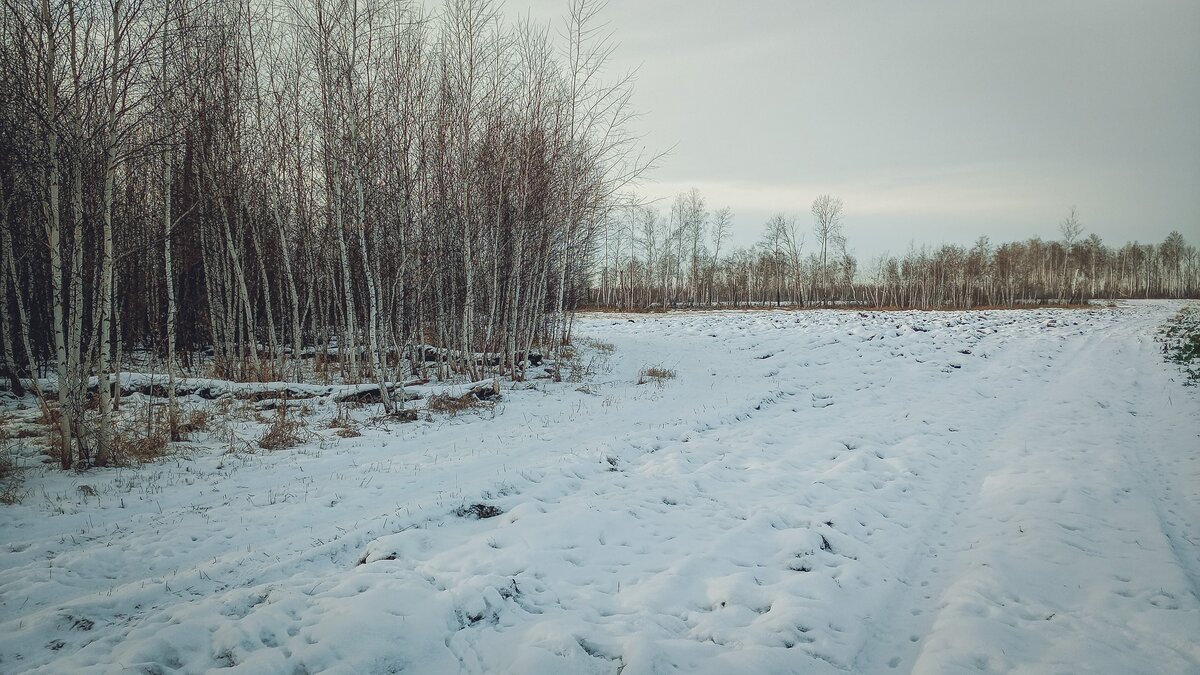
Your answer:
[333,386,423,405]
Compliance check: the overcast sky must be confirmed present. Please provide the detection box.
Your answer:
[511,0,1200,259]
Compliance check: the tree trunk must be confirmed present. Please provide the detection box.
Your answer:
[164,146,180,440]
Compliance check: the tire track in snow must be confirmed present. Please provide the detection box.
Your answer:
[7,306,1191,674]
[909,305,1200,675]
[852,317,1104,673]
[1115,310,1200,602]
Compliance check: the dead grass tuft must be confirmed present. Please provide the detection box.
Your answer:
[380,408,419,423]
[326,405,364,437]
[177,408,210,436]
[257,408,307,450]
[0,475,23,505]
[577,337,616,355]
[0,428,22,504]
[427,382,499,417]
[556,340,613,383]
[107,404,194,465]
[110,424,170,464]
[427,392,482,416]
[638,366,676,385]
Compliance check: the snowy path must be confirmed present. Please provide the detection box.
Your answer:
[1,302,1197,674]
[909,310,1200,674]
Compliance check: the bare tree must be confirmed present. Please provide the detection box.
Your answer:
[811,193,843,306]
[708,206,731,305]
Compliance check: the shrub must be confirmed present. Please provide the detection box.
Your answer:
[1159,307,1200,384]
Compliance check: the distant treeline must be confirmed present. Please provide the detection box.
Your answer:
[589,195,1198,309]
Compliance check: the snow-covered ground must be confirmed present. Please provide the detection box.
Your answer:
[2,301,1198,674]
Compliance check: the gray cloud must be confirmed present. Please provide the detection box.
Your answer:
[512,0,1200,257]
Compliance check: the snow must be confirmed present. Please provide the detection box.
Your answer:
[2,301,1198,674]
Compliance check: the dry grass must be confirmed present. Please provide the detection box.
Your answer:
[312,353,334,385]
[109,403,208,465]
[212,396,236,415]
[427,383,498,417]
[427,391,483,417]
[555,338,615,383]
[208,355,284,383]
[638,366,676,385]
[110,423,170,464]
[577,337,616,355]
[239,356,280,383]
[257,408,307,450]
[0,467,22,504]
[0,421,26,504]
[178,408,210,436]
[4,396,204,468]
[326,405,362,438]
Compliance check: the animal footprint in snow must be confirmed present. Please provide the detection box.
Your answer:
[1148,592,1179,610]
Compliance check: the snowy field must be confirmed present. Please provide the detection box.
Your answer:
[2,301,1198,675]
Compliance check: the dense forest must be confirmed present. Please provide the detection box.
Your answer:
[591,195,1199,310]
[0,0,645,466]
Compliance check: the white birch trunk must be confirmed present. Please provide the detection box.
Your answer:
[40,0,74,467]
[164,147,180,439]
